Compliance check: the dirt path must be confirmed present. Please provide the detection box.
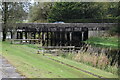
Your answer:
[0,55,25,78]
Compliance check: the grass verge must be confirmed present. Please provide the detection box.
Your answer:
[1,41,118,78]
[85,37,119,49]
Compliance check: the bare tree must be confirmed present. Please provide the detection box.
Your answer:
[1,2,29,41]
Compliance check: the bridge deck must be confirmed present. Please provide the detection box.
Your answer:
[5,23,117,32]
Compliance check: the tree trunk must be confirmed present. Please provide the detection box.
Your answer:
[2,2,8,41]
[2,29,7,41]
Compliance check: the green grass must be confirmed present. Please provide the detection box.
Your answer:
[85,37,119,49]
[0,41,118,78]
[48,55,118,78]
[25,44,44,50]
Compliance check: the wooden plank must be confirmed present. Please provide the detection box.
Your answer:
[39,46,75,49]
[11,39,40,40]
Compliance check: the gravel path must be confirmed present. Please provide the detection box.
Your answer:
[0,55,25,78]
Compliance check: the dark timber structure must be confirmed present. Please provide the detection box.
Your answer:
[6,23,117,47]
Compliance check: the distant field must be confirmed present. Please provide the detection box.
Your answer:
[0,41,118,78]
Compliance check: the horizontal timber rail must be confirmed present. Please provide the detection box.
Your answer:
[11,39,41,44]
[39,46,75,49]
[11,39,40,40]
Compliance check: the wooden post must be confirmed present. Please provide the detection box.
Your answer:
[60,32,62,46]
[82,32,84,41]
[70,32,72,46]
[54,32,57,46]
[78,32,82,47]
[20,32,23,39]
[25,31,27,39]
[58,32,60,46]
[56,32,58,46]
[44,32,46,46]
[47,32,49,46]
[42,32,45,46]
[17,32,19,39]
[20,32,23,43]
[83,28,88,41]
[51,32,53,46]
[38,32,41,44]
[64,32,66,46]
[66,32,70,46]
[25,31,27,42]
[50,32,52,46]
[10,31,13,39]
[61,32,65,46]
[52,32,55,46]
[30,32,33,43]
[29,32,31,44]
[72,32,75,46]
[34,32,36,44]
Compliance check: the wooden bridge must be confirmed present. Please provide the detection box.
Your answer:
[6,23,117,47]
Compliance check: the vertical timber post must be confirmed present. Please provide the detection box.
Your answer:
[17,31,19,39]
[25,31,27,43]
[42,32,44,46]
[10,31,13,39]
[50,32,53,46]
[47,32,49,46]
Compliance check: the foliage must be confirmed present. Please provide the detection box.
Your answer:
[28,2,53,22]
[73,52,118,75]
[50,55,118,77]
[108,25,120,36]
[1,2,29,41]
[48,2,119,23]
[2,2,28,23]
[27,2,119,23]
[48,2,100,22]
[106,2,119,18]
[63,18,118,23]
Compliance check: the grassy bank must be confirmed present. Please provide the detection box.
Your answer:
[85,37,119,49]
[59,37,119,75]
[0,41,118,78]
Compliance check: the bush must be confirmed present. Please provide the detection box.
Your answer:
[73,52,118,75]
[109,25,120,36]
